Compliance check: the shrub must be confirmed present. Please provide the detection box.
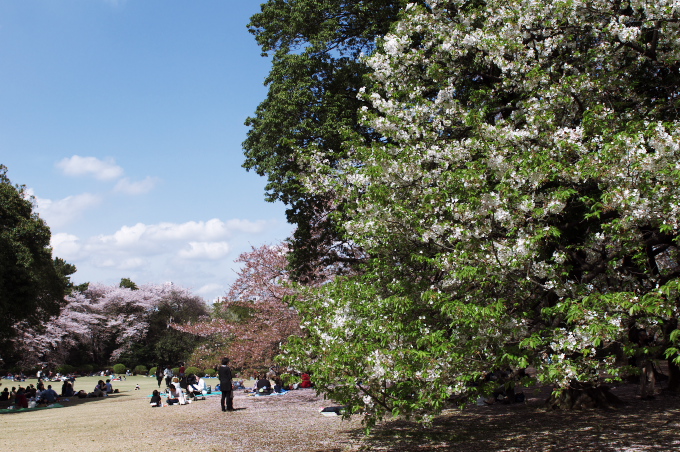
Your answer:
[134,365,148,375]
[185,366,201,376]
[204,368,216,377]
[172,367,179,375]
[149,366,158,377]
[280,373,300,386]
[79,364,94,374]
[112,363,126,374]
[56,364,75,375]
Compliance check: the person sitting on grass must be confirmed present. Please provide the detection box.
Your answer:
[90,380,106,397]
[186,374,206,399]
[167,377,187,405]
[300,373,313,388]
[61,381,75,397]
[14,388,28,409]
[34,385,44,404]
[104,379,114,394]
[150,390,162,407]
[273,377,286,394]
[256,375,272,395]
[41,385,59,404]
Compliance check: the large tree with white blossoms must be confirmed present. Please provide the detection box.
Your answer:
[284,0,680,425]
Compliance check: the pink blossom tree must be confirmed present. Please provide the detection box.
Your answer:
[174,243,302,373]
[13,283,205,369]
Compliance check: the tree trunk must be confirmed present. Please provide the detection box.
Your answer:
[639,360,656,399]
[668,358,680,393]
[546,382,622,410]
[663,318,680,393]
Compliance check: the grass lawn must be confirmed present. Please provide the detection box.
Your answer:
[1,376,679,451]
[0,375,359,452]
[0,375,205,450]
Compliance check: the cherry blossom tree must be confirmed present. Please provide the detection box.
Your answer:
[175,243,302,373]
[285,0,680,425]
[13,283,206,369]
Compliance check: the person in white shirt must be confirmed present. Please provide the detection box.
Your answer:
[187,374,206,399]
[163,366,174,388]
[167,377,187,405]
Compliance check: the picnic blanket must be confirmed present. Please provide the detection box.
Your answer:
[250,390,288,397]
[0,403,65,414]
[148,391,222,398]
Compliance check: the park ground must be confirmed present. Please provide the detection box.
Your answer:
[0,376,679,451]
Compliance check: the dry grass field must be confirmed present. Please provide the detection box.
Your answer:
[1,376,679,451]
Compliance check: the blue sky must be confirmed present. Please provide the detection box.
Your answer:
[0,0,293,301]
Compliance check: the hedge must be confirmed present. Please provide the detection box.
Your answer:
[185,366,202,376]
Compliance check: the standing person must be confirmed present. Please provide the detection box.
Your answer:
[156,365,164,389]
[218,357,234,412]
[164,366,173,389]
[178,362,186,388]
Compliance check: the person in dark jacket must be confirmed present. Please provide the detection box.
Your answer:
[156,364,164,389]
[256,375,272,394]
[217,357,234,412]
[150,389,162,407]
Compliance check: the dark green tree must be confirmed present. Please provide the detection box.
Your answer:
[53,257,87,294]
[118,285,208,369]
[119,277,138,290]
[244,0,414,279]
[0,165,67,341]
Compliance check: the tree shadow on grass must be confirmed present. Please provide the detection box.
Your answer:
[349,385,680,451]
[0,392,130,414]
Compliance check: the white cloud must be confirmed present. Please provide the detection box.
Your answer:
[178,241,231,260]
[51,233,82,259]
[96,219,270,249]
[96,259,117,268]
[119,258,146,270]
[47,217,291,302]
[34,192,102,228]
[196,283,225,301]
[114,176,159,195]
[56,155,124,181]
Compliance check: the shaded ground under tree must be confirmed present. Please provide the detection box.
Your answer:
[356,384,680,451]
[171,379,679,451]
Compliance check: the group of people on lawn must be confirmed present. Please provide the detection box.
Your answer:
[1,381,66,409]
[252,371,312,394]
[150,362,210,407]
[0,371,123,409]
[155,358,233,411]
